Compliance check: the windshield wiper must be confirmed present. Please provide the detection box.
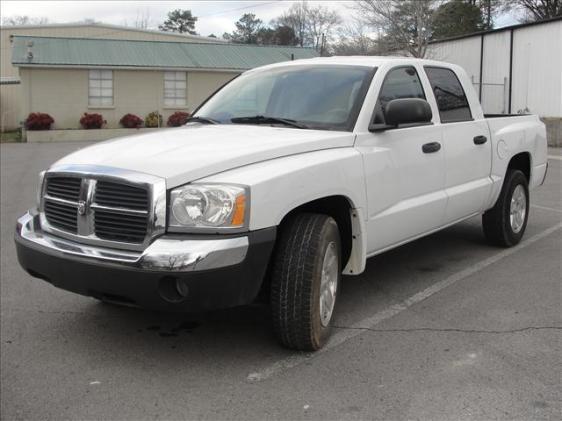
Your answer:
[186,116,219,125]
[230,115,308,129]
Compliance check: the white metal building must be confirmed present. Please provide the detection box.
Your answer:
[426,17,561,145]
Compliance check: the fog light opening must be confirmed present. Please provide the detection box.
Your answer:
[158,276,189,303]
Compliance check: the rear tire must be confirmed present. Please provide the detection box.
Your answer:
[482,169,529,247]
[270,213,341,351]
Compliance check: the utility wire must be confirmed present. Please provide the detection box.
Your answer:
[197,1,282,19]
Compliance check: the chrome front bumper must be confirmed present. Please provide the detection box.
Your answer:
[15,210,249,272]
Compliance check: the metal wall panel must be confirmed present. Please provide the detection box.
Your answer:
[481,31,511,114]
[427,19,561,118]
[426,37,482,85]
[511,20,561,117]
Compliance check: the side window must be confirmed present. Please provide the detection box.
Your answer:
[373,66,425,125]
[425,67,472,123]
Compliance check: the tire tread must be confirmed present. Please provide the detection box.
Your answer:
[270,213,336,350]
[482,169,529,247]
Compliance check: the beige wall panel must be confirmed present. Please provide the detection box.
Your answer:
[0,84,20,130]
[19,68,239,129]
[23,68,89,128]
[187,72,237,110]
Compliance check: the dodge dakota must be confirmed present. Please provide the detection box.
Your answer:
[15,57,548,350]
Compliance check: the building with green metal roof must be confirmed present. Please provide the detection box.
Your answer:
[8,35,318,132]
[12,36,317,71]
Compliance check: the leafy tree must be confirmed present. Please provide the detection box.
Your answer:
[256,25,299,45]
[275,1,309,46]
[223,13,263,44]
[352,0,437,57]
[159,9,197,35]
[433,0,485,39]
[464,0,504,29]
[273,25,299,45]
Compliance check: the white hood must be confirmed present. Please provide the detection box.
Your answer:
[53,125,354,187]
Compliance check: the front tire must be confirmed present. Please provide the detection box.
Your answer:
[482,169,529,247]
[270,213,341,351]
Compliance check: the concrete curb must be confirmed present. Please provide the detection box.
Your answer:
[25,127,165,142]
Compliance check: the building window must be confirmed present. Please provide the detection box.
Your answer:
[89,70,113,106]
[164,71,187,107]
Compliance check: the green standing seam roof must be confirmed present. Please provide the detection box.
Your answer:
[11,36,319,70]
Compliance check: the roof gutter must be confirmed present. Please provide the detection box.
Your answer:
[12,63,245,73]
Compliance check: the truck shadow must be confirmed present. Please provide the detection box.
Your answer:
[49,217,488,366]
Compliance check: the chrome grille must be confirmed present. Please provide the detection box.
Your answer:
[94,181,149,211]
[42,172,158,247]
[44,200,78,233]
[45,177,81,201]
[93,181,150,243]
[94,209,148,243]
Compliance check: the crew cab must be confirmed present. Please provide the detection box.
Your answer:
[15,57,548,351]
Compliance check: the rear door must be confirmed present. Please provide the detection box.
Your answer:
[424,66,493,223]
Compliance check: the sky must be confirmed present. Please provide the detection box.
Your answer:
[1,0,519,38]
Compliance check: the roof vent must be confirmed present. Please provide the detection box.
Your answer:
[27,41,34,61]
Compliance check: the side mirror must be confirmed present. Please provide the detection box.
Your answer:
[369,98,432,131]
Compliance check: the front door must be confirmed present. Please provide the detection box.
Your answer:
[356,66,447,254]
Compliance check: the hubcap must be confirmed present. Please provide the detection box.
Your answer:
[319,242,338,327]
[510,184,527,234]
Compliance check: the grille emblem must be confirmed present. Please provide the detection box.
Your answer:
[77,200,87,215]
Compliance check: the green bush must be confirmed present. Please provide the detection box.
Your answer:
[145,111,163,128]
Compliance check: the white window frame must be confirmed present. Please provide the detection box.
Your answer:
[88,69,113,107]
[164,71,187,107]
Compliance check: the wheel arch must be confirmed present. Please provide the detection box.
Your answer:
[507,151,531,182]
[277,195,366,275]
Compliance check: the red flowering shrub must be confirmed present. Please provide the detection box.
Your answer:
[119,113,143,128]
[24,112,54,130]
[167,111,191,127]
[80,113,106,129]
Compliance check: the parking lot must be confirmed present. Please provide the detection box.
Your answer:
[1,142,560,420]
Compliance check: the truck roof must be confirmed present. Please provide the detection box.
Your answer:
[253,56,457,72]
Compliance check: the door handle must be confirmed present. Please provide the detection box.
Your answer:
[473,135,488,145]
[422,142,441,153]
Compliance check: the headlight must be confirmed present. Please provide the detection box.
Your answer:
[168,184,248,231]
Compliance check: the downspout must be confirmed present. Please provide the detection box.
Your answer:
[479,34,484,102]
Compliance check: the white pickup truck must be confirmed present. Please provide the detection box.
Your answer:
[15,57,548,350]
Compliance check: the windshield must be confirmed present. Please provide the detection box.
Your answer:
[194,65,374,131]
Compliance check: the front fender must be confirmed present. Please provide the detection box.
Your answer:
[199,147,367,229]
[199,148,368,274]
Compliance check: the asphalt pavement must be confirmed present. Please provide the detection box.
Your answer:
[1,142,560,420]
